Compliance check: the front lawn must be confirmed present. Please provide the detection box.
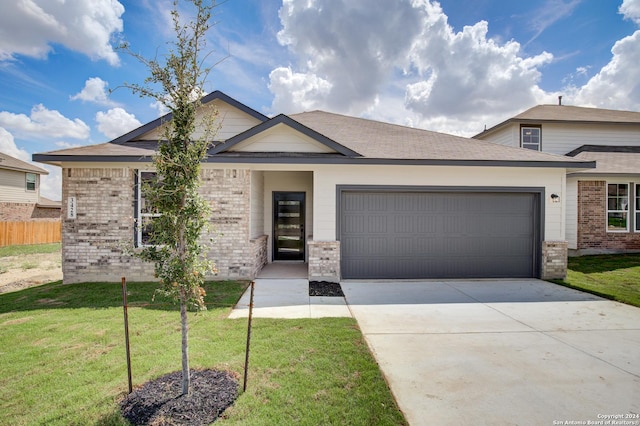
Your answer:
[0,281,405,425]
[551,253,640,307]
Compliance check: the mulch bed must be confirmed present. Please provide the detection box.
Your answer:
[309,281,344,297]
[120,369,238,425]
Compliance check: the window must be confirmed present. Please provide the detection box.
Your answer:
[135,171,161,246]
[26,173,36,191]
[521,126,541,151]
[636,184,640,232]
[607,183,629,232]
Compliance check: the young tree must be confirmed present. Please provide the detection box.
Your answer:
[122,0,221,395]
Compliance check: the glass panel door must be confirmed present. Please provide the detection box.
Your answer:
[273,192,305,261]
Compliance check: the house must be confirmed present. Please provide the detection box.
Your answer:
[0,151,61,221]
[474,102,640,256]
[33,91,594,284]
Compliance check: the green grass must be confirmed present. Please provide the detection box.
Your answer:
[0,281,405,425]
[0,243,61,258]
[551,253,640,307]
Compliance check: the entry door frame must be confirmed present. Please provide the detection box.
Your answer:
[273,191,306,261]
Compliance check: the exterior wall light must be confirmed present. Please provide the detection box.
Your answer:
[551,193,560,203]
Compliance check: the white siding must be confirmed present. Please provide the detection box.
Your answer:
[250,171,264,239]
[0,168,39,203]
[540,123,640,155]
[482,125,518,148]
[136,99,263,142]
[482,122,640,155]
[566,178,578,249]
[229,124,336,153]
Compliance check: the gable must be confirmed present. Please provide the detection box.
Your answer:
[133,98,265,142]
[227,123,338,154]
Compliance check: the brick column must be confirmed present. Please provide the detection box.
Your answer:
[541,240,568,280]
[308,240,341,283]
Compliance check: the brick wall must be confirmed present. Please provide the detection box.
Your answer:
[541,241,567,279]
[577,180,640,254]
[308,239,341,282]
[62,167,263,284]
[0,202,60,220]
[62,168,150,283]
[201,168,256,279]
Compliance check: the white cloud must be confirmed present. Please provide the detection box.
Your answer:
[620,0,640,25]
[0,127,30,162]
[571,30,640,110]
[96,108,142,140]
[0,0,124,65]
[151,100,171,117]
[269,0,640,136]
[269,67,332,112]
[274,0,421,114]
[0,105,90,139]
[70,77,117,106]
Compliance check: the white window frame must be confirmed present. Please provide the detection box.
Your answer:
[136,170,161,247]
[606,182,629,233]
[25,173,36,191]
[521,126,541,151]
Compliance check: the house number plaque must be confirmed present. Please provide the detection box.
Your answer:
[67,196,77,219]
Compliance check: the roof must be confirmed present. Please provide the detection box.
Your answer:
[33,93,595,169]
[34,142,157,161]
[475,104,640,139]
[288,110,587,164]
[37,196,62,208]
[0,151,48,174]
[566,145,640,176]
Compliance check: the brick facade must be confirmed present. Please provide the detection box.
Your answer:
[61,167,267,284]
[308,239,341,283]
[577,180,640,254]
[0,202,60,220]
[541,240,568,279]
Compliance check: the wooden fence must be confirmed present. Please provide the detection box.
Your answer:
[0,221,62,247]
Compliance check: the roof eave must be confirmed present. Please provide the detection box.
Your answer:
[32,153,154,166]
[31,153,595,169]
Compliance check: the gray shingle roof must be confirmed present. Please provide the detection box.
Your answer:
[33,142,156,160]
[290,110,587,163]
[0,151,48,174]
[33,105,593,167]
[569,151,640,175]
[476,104,640,139]
[514,104,640,123]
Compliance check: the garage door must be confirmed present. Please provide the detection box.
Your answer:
[339,190,539,279]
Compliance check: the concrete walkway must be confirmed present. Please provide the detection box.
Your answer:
[228,279,351,319]
[342,279,640,426]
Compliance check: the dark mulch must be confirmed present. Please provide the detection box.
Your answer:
[309,281,344,297]
[120,369,238,425]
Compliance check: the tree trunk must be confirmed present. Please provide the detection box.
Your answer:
[181,294,190,395]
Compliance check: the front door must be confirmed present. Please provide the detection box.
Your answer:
[273,192,305,261]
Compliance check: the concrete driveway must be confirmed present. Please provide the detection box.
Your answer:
[341,279,640,426]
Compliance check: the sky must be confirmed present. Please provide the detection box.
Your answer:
[1,0,639,201]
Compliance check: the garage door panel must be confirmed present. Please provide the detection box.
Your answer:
[340,191,538,279]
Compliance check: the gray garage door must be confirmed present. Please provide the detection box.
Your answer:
[339,191,539,279]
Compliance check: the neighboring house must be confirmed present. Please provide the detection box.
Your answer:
[34,91,594,284]
[474,102,640,255]
[0,151,61,220]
